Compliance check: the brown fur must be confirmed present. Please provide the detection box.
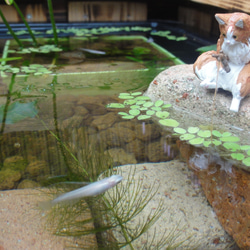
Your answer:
[237,63,250,97]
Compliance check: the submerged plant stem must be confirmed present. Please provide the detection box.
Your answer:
[0,9,23,48]
[12,0,37,46]
[47,0,58,46]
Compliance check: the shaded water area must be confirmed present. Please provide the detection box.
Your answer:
[0,27,247,248]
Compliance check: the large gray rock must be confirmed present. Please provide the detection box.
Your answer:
[145,64,250,147]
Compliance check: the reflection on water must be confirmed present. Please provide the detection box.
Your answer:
[0,34,178,190]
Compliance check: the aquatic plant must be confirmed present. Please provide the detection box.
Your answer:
[107,92,250,167]
[42,128,190,249]
[4,0,37,46]
[47,0,58,46]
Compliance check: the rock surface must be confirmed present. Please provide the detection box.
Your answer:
[145,64,250,148]
[145,64,250,249]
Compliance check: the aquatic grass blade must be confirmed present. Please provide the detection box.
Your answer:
[47,0,58,46]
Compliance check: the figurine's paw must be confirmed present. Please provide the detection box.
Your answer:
[230,97,241,112]
[200,80,216,89]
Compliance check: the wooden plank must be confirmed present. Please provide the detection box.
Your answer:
[25,4,46,22]
[0,5,19,23]
[68,1,147,22]
[191,0,250,13]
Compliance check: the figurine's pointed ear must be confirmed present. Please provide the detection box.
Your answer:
[215,15,226,25]
[235,19,244,28]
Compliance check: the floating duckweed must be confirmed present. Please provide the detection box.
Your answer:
[180,134,196,140]
[212,139,222,146]
[243,157,250,166]
[173,127,186,134]
[154,100,164,107]
[197,130,211,138]
[220,136,240,142]
[212,130,222,137]
[130,105,140,109]
[162,104,172,108]
[131,92,142,96]
[151,106,162,111]
[119,95,134,99]
[247,150,250,156]
[129,109,140,116]
[134,96,151,101]
[241,145,250,151]
[124,100,137,105]
[159,119,179,127]
[156,111,169,119]
[188,127,199,134]
[143,101,154,108]
[146,110,155,116]
[231,153,245,161]
[203,141,212,147]
[118,112,128,116]
[223,142,241,151]
[138,115,151,120]
[139,107,148,111]
[189,137,204,145]
[221,132,232,137]
[122,115,135,119]
[136,100,146,105]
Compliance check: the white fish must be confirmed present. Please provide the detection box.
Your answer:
[40,175,123,209]
[79,48,106,55]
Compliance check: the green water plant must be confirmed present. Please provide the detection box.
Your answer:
[42,128,190,249]
[4,0,37,46]
[107,92,250,167]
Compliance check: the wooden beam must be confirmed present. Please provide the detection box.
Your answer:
[191,0,250,13]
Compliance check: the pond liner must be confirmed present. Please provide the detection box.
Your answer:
[0,20,217,64]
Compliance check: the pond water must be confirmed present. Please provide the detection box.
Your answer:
[0,26,244,248]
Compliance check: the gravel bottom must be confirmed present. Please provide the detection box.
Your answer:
[0,160,237,249]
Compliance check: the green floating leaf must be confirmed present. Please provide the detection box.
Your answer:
[203,141,212,147]
[154,100,164,107]
[135,96,151,101]
[122,115,135,119]
[173,127,186,134]
[189,137,204,145]
[136,100,146,105]
[197,130,211,138]
[119,93,131,96]
[221,132,231,137]
[130,105,140,109]
[180,134,196,141]
[243,157,250,167]
[124,99,137,105]
[129,109,140,116]
[138,115,151,120]
[223,142,241,152]
[139,107,148,111]
[107,103,125,108]
[119,95,134,99]
[231,153,245,161]
[212,139,222,146]
[159,119,179,127]
[212,130,222,137]
[188,127,199,134]
[156,111,169,119]
[162,104,172,108]
[143,101,154,108]
[118,112,128,116]
[247,150,250,156]
[241,145,250,151]
[146,110,155,116]
[151,106,162,111]
[131,92,142,96]
[220,136,240,142]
